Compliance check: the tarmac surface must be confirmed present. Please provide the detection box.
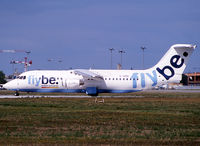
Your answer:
[144,89,200,93]
[0,95,144,98]
[0,89,199,98]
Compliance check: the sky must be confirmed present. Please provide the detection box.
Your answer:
[0,0,199,75]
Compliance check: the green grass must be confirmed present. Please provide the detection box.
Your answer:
[0,91,200,145]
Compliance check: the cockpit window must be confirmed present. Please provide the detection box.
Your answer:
[16,76,26,80]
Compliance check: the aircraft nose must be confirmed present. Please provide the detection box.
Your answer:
[3,82,11,90]
[3,81,16,90]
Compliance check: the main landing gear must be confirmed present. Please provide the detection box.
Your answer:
[86,87,104,103]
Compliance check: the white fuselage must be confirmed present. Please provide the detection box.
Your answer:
[4,69,168,94]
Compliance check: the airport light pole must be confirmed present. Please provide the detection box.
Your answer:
[141,46,146,69]
[109,48,115,69]
[119,50,126,69]
[48,58,63,69]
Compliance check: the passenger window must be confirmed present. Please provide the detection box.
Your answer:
[23,76,26,79]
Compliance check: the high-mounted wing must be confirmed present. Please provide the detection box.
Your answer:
[74,69,103,80]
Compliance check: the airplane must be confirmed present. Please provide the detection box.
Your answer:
[3,44,196,96]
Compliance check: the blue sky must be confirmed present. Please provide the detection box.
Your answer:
[0,0,199,75]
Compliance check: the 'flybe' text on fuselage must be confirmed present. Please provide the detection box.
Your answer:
[156,54,184,80]
[132,54,184,88]
[28,75,59,87]
[131,70,157,88]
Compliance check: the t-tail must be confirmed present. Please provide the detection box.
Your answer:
[151,44,196,85]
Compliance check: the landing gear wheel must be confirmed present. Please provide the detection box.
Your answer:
[14,91,19,96]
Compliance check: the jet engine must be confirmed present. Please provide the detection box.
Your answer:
[66,79,84,88]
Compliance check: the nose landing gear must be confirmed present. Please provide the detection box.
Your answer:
[14,91,19,96]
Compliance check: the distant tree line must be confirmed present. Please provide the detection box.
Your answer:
[0,71,7,84]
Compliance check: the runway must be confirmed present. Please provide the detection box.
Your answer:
[145,89,200,93]
[0,89,199,98]
[0,95,144,98]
